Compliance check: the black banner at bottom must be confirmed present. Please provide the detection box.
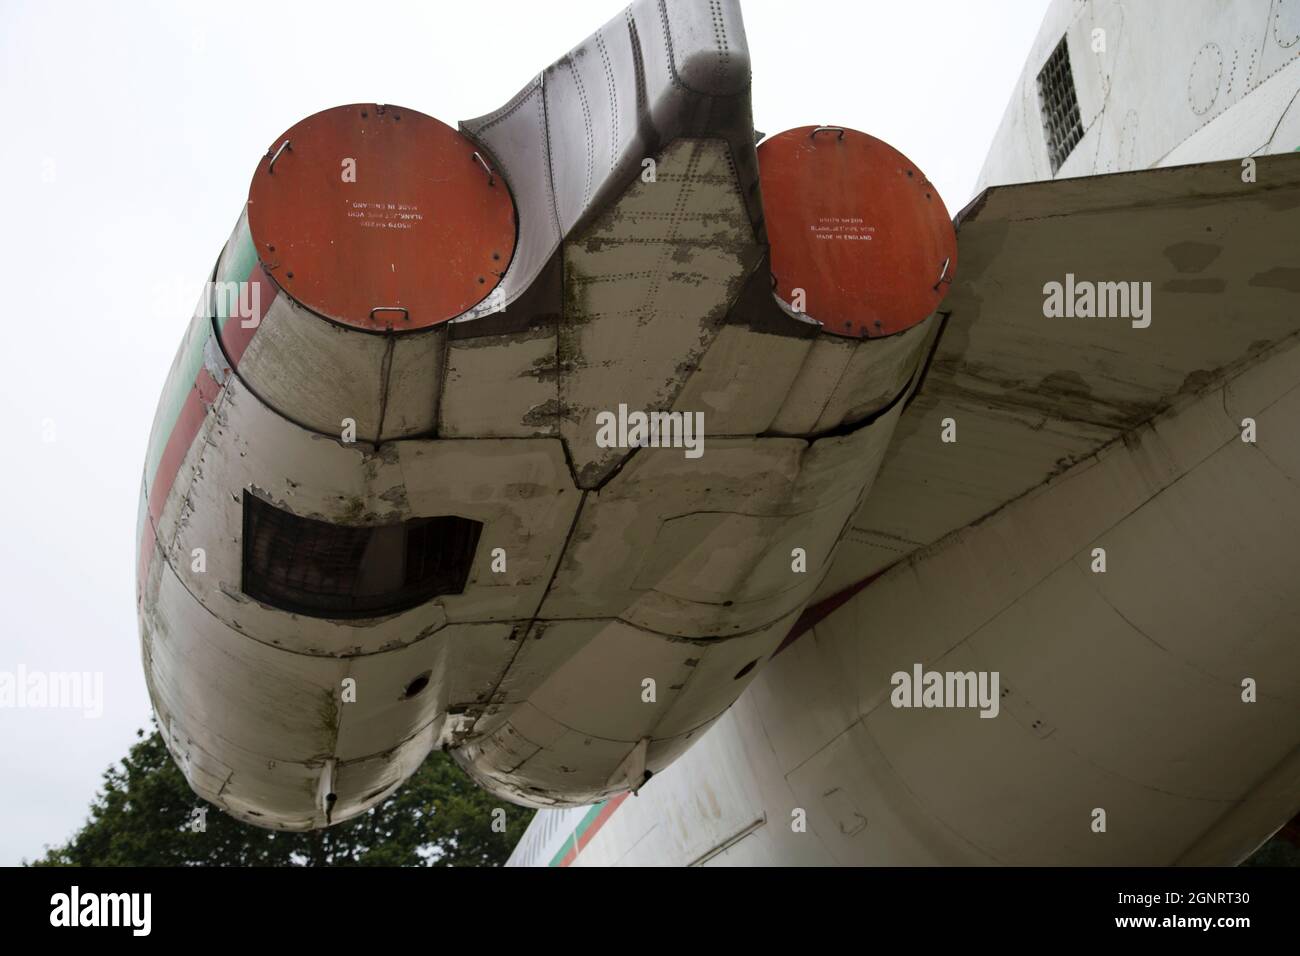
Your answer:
[0,864,1289,941]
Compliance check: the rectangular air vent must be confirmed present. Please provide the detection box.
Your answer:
[242,493,482,619]
[1036,37,1084,175]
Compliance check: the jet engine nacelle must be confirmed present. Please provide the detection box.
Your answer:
[137,0,956,828]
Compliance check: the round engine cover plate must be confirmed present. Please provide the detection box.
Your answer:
[247,104,516,332]
[759,126,957,338]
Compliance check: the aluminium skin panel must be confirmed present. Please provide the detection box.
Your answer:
[512,0,1300,866]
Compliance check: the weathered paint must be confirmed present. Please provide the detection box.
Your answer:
[820,150,1300,603]
[137,0,948,828]
[137,214,276,595]
[509,0,1300,866]
[514,327,1300,866]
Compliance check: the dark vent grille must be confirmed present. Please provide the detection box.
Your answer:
[242,493,481,619]
[1037,37,1084,175]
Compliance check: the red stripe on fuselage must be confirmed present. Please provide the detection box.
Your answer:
[137,257,274,600]
[220,263,277,368]
[558,792,632,867]
[136,367,227,600]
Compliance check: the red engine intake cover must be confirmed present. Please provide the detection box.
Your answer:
[247,104,517,332]
[759,125,957,338]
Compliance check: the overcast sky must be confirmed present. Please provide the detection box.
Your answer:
[0,0,1049,865]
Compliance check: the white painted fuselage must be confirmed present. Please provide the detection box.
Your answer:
[509,0,1300,867]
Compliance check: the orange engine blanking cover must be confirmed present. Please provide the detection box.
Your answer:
[759,125,957,338]
[247,104,516,332]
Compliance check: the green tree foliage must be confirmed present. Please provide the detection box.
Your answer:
[31,726,531,867]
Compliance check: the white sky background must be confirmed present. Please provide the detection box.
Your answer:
[0,0,1049,865]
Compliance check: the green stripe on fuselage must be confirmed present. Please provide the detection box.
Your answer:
[547,800,608,867]
[143,217,256,493]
